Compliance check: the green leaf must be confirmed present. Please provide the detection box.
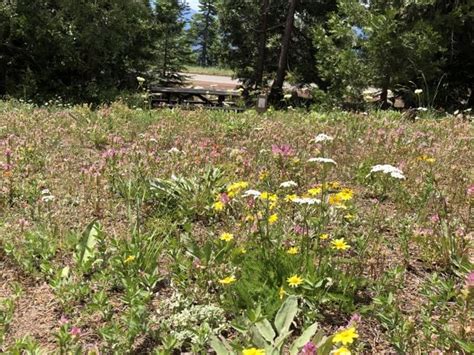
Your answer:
[255,319,276,343]
[289,322,318,355]
[209,335,233,355]
[75,220,100,267]
[274,295,298,335]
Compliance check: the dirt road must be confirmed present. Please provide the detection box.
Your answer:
[181,73,240,90]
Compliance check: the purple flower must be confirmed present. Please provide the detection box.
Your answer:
[272,144,295,157]
[300,341,317,355]
[220,192,230,204]
[293,225,307,235]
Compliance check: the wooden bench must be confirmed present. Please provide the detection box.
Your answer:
[149,86,244,111]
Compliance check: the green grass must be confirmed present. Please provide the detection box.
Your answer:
[184,65,235,77]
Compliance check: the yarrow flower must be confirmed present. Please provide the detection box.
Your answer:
[242,348,265,355]
[219,276,236,285]
[219,232,234,242]
[287,274,303,288]
[280,180,298,188]
[331,238,350,251]
[314,133,334,143]
[368,164,405,179]
[308,157,337,165]
[243,189,261,198]
[293,197,321,205]
[332,326,359,345]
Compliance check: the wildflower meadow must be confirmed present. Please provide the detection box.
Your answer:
[0,101,473,354]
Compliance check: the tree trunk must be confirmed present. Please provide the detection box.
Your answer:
[380,73,390,109]
[254,0,269,88]
[270,0,297,103]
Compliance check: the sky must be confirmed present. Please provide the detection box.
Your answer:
[187,0,199,10]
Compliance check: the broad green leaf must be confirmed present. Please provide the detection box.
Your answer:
[289,321,319,355]
[255,319,276,343]
[274,295,298,335]
[76,220,100,267]
[209,335,233,355]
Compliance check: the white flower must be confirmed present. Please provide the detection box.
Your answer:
[417,107,428,112]
[41,195,55,203]
[414,89,423,95]
[293,197,321,205]
[41,188,51,195]
[280,180,298,188]
[284,93,292,100]
[242,189,261,198]
[137,76,146,83]
[314,133,334,143]
[308,157,337,165]
[168,147,181,154]
[368,164,406,179]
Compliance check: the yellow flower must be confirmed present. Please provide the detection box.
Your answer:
[285,194,298,202]
[328,194,344,206]
[328,181,341,189]
[260,192,278,202]
[344,214,355,221]
[418,155,436,163]
[259,171,268,180]
[268,214,278,224]
[269,201,278,210]
[331,238,350,251]
[227,181,249,193]
[219,276,236,285]
[308,187,322,196]
[332,326,359,345]
[242,348,265,355]
[291,157,300,164]
[279,286,286,300]
[124,255,135,264]
[337,188,354,201]
[287,274,303,288]
[240,247,247,254]
[213,201,224,211]
[220,232,234,242]
[320,233,329,240]
[287,246,299,255]
[245,214,255,222]
[332,346,351,355]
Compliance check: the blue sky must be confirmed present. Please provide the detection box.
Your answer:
[187,0,199,9]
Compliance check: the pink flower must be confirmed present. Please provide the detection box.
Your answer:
[300,341,317,355]
[466,272,474,288]
[293,225,307,235]
[430,214,440,223]
[220,192,230,204]
[467,184,474,197]
[5,148,12,159]
[349,313,361,325]
[70,326,81,337]
[272,144,295,157]
[59,315,69,325]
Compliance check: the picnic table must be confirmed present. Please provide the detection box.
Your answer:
[149,86,243,111]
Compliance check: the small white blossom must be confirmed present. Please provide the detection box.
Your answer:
[168,147,181,154]
[293,197,321,205]
[280,180,298,188]
[136,76,146,83]
[314,133,334,143]
[414,89,423,95]
[242,189,261,198]
[417,107,428,112]
[368,164,406,179]
[308,157,337,165]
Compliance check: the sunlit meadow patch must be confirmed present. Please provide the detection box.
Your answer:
[0,101,472,353]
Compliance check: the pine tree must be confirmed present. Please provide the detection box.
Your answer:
[188,0,220,67]
[154,0,191,85]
